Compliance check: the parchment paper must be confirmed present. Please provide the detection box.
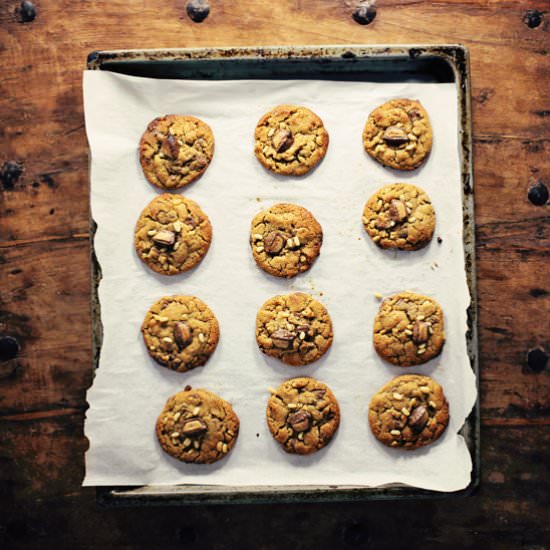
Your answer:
[83,71,477,491]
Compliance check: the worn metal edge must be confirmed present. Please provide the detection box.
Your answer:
[86,44,479,504]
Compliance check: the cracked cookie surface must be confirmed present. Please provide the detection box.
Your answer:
[142,295,219,372]
[254,105,329,176]
[134,193,212,275]
[373,292,445,366]
[256,293,333,366]
[363,99,432,171]
[156,387,239,464]
[362,183,435,250]
[368,374,449,450]
[266,377,340,455]
[250,203,322,278]
[139,115,214,190]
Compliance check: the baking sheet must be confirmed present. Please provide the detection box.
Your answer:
[83,71,477,491]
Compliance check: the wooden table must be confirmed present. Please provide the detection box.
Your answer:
[0,1,548,548]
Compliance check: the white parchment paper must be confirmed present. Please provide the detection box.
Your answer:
[83,71,476,491]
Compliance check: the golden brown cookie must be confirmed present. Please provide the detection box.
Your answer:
[256,293,333,366]
[134,193,212,275]
[156,387,239,464]
[141,295,219,372]
[373,292,445,366]
[250,203,322,278]
[368,374,449,450]
[266,377,340,455]
[362,183,435,250]
[139,115,214,190]
[363,99,432,170]
[254,105,329,176]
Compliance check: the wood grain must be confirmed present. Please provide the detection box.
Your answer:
[0,0,548,547]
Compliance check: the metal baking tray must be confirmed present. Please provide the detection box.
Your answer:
[87,45,479,505]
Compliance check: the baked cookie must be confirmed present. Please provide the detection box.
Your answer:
[373,292,445,366]
[139,115,214,190]
[368,374,449,450]
[362,183,435,250]
[250,203,322,278]
[256,293,333,366]
[363,99,432,170]
[142,295,219,372]
[134,193,212,275]
[266,377,340,455]
[156,387,239,464]
[254,105,329,176]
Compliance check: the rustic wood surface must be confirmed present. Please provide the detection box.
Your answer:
[0,0,548,548]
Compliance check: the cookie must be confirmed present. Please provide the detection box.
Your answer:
[256,293,333,366]
[362,183,435,250]
[368,374,449,450]
[254,105,329,176]
[363,99,432,170]
[134,193,212,275]
[139,115,214,190]
[373,292,445,366]
[266,377,340,455]
[156,387,239,464]
[250,203,322,278]
[141,295,219,372]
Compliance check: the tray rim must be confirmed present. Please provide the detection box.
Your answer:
[86,43,479,505]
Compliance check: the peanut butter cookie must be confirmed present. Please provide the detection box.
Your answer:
[250,203,322,278]
[139,114,214,190]
[363,99,432,170]
[254,105,329,176]
[266,377,340,455]
[362,183,435,250]
[373,292,445,366]
[142,295,219,372]
[134,193,212,275]
[256,293,333,366]
[156,387,239,464]
[368,374,449,450]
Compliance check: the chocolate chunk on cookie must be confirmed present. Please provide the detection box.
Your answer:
[368,374,449,450]
[156,387,239,464]
[134,193,212,275]
[250,203,322,278]
[373,292,445,366]
[142,295,219,372]
[266,377,340,455]
[139,114,214,190]
[363,99,432,171]
[254,105,329,176]
[256,292,333,366]
[362,183,435,250]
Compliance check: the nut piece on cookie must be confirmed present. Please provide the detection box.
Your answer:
[373,291,445,367]
[156,387,239,464]
[256,292,333,366]
[139,114,214,190]
[249,203,323,278]
[362,183,435,251]
[363,99,432,170]
[254,105,329,176]
[266,377,340,454]
[368,374,449,450]
[142,295,219,372]
[134,194,212,275]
